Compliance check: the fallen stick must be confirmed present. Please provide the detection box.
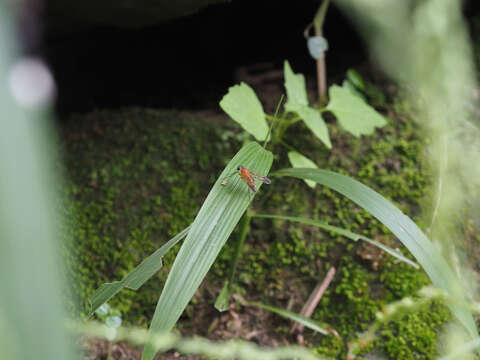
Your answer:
[290,266,336,334]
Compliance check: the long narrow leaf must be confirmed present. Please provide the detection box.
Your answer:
[89,225,191,315]
[254,214,418,269]
[142,142,273,360]
[249,303,330,336]
[272,168,478,338]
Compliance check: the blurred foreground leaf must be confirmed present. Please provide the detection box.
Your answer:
[0,3,77,359]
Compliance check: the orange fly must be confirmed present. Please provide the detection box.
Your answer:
[222,165,271,193]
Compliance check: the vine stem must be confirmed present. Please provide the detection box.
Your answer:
[308,0,330,105]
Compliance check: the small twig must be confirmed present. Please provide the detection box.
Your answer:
[290,266,336,334]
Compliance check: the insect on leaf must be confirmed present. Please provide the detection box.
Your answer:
[142,142,273,360]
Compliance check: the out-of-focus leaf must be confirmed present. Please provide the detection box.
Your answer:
[254,214,419,268]
[142,142,273,360]
[346,69,366,90]
[0,3,78,360]
[89,226,190,315]
[287,151,318,188]
[273,167,478,338]
[105,316,122,329]
[342,79,366,101]
[326,85,387,137]
[220,83,269,141]
[284,60,308,111]
[95,303,111,317]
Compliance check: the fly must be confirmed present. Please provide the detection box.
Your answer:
[222,165,271,193]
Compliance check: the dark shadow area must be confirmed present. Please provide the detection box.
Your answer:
[43,1,366,114]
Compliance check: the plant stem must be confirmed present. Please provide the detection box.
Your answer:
[263,94,285,149]
[280,140,298,153]
[226,213,251,292]
[311,0,330,105]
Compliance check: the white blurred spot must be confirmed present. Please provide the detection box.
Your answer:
[8,58,55,108]
[307,36,329,60]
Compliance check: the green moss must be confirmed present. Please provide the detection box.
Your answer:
[376,301,451,360]
[381,263,431,301]
[61,104,447,357]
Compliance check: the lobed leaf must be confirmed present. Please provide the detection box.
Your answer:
[326,85,386,137]
[296,106,332,149]
[220,83,269,141]
[284,60,309,111]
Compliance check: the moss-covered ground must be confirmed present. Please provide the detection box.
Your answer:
[62,97,453,358]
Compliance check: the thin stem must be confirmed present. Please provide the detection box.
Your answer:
[310,0,330,105]
[263,94,285,148]
[226,213,251,292]
[280,140,298,153]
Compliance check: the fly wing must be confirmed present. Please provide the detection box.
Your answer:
[250,171,271,184]
[248,182,258,192]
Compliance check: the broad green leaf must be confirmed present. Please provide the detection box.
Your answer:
[287,151,318,188]
[296,106,331,149]
[220,83,269,141]
[89,226,190,315]
[284,60,308,111]
[250,303,330,336]
[326,85,387,137]
[254,214,419,269]
[142,142,273,360]
[273,168,478,338]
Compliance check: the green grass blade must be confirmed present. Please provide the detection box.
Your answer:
[254,214,419,269]
[142,142,273,360]
[272,168,478,338]
[249,303,330,336]
[89,225,191,315]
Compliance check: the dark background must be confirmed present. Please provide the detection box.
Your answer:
[27,0,480,114]
[41,1,364,113]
